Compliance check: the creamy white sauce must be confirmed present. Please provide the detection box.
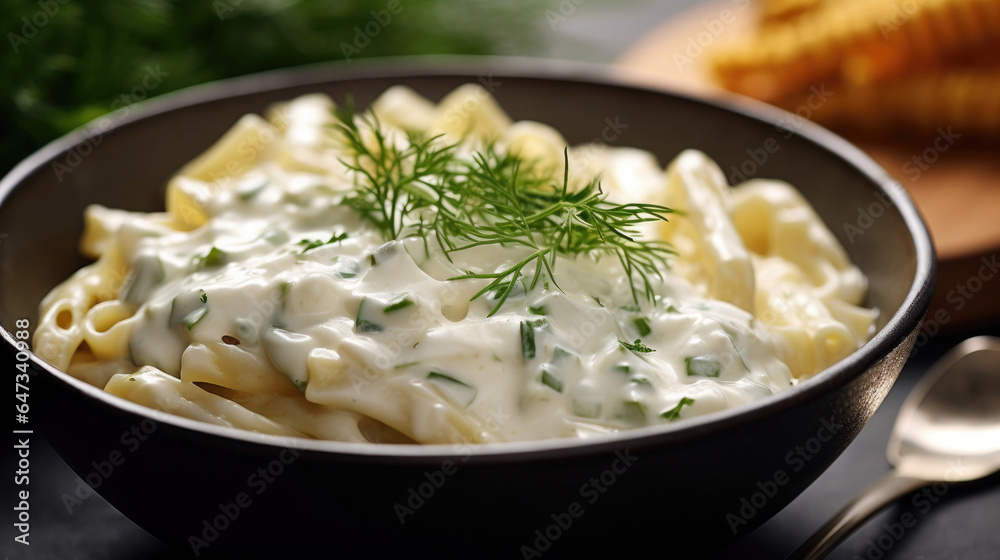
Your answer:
[34,85,876,444]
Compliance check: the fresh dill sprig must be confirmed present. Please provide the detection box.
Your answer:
[332,103,676,316]
[334,99,457,241]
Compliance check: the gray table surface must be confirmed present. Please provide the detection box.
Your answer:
[4,1,1000,558]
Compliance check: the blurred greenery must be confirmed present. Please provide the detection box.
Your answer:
[0,0,545,176]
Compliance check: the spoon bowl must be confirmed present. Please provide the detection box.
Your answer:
[791,335,1000,559]
[891,336,1000,481]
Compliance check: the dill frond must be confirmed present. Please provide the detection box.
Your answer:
[332,102,676,316]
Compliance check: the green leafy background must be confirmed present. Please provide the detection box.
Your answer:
[0,0,548,175]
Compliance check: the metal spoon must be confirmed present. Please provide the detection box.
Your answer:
[789,335,1000,560]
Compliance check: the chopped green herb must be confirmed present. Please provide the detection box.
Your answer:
[572,398,602,419]
[199,292,208,304]
[355,297,383,333]
[613,362,631,374]
[292,380,308,393]
[169,289,208,330]
[685,356,721,377]
[394,362,418,370]
[120,254,164,306]
[622,399,647,418]
[427,371,471,386]
[427,371,477,408]
[182,306,208,331]
[237,177,269,200]
[552,346,574,362]
[630,375,651,385]
[593,296,605,307]
[371,241,401,264]
[665,304,679,313]
[632,317,651,337]
[235,318,256,340]
[528,305,547,315]
[520,320,536,359]
[619,339,654,353]
[369,254,377,266]
[192,246,226,268]
[333,257,361,279]
[383,294,415,313]
[540,367,563,393]
[621,304,641,313]
[722,329,751,374]
[297,232,348,254]
[660,397,695,421]
[261,229,289,245]
[529,318,548,329]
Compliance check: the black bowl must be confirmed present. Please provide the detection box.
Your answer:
[0,57,935,558]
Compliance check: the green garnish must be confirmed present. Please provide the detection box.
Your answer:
[660,397,695,421]
[182,306,208,330]
[297,232,348,253]
[619,339,654,353]
[292,380,308,393]
[685,356,721,377]
[622,399,646,418]
[613,362,631,374]
[486,276,526,302]
[540,366,563,393]
[169,289,208,331]
[427,371,472,386]
[572,398,602,419]
[235,318,256,339]
[552,346,574,362]
[333,257,361,279]
[120,254,164,306]
[192,246,226,268]
[383,294,415,313]
[237,177,269,200]
[620,304,641,313]
[593,296,605,307]
[334,106,675,317]
[355,297,382,332]
[520,320,536,359]
[665,304,679,313]
[630,375,651,385]
[632,317,651,337]
[261,229,289,245]
[722,328,752,374]
[427,371,477,407]
[528,305,547,315]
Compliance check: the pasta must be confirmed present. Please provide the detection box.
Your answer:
[34,84,877,444]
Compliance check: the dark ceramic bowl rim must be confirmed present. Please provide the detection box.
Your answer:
[0,55,936,463]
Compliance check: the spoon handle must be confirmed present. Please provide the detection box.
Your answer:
[786,469,929,560]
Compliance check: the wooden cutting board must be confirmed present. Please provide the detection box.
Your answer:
[618,0,1000,331]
